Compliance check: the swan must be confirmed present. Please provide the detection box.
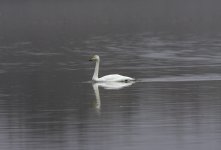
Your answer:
[89,55,135,82]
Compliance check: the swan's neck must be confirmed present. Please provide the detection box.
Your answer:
[92,59,100,80]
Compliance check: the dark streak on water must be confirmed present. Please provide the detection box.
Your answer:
[0,1,221,150]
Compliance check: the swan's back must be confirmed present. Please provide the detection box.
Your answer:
[97,74,134,82]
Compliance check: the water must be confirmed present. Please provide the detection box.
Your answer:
[1,1,221,150]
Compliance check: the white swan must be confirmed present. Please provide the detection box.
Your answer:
[89,55,135,82]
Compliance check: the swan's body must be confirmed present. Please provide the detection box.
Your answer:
[94,74,134,82]
[89,55,135,82]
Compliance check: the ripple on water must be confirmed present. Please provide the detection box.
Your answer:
[139,73,221,83]
[23,52,63,56]
[0,70,7,74]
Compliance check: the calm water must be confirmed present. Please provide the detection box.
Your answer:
[1,1,221,150]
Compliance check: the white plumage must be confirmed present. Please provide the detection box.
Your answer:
[89,55,135,82]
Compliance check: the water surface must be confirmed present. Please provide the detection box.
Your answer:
[0,1,221,150]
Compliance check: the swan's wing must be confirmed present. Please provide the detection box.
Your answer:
[99,74,134,82]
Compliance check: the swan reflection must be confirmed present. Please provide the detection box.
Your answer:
[92,82,134,110]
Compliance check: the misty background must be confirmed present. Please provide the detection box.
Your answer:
[1,0,221,44]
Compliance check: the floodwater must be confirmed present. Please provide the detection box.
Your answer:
[1,1,221,150]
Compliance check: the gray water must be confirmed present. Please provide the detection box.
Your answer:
[1,1,221,150]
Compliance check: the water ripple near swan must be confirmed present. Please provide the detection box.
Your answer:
[138,74,221,83]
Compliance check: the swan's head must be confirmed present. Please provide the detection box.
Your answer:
[89,55,100,62]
